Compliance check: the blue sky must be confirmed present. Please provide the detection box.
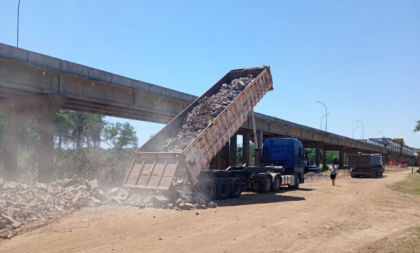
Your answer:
[1,0,419,148]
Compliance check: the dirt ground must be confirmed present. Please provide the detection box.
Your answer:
[1,168,419,253]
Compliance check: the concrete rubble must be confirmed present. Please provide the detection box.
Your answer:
[160,76,255,209]
[162,75,255,152]
[0,76,252,240]
[0,175,219,240]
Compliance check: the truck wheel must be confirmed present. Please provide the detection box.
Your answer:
[229,178,242,198]
[289,175,300,189]
[200,179,216,201]
[215,178,230,200]
[271,175,281,192]
[259,175,272,193]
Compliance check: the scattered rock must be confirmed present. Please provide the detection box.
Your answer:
[195,212,199,215]
[153,195,169,205]
[208,202,217,208]
[178,203,194,210]
[196,205,207,210]
[89,179,99,191]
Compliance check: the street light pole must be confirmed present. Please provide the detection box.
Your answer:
[320,113,330,131]
[317,101,328,131]
[353,126,359,139]
[356,120,364,139]
[17,0,21,48]
[377,130,383,138]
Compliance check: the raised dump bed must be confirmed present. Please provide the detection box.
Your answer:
[123,66,273,190]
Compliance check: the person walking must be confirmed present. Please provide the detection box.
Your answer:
[329,163,338,186]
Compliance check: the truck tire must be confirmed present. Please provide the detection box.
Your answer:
[259,175,272,193]
[271,175,281,192]
[200,179,216,201]
[215,178,230,200]
[289,175,300,189]
[229,178,242,198]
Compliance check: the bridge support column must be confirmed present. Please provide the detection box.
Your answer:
[3,113,18,181]
[315,143,321,167]
[322,148,327,169]
[254,130,263,166]
[229,134,237,166]
[339,147,344,168]
[0,95,66,182]
[243,132,250,165]
[38,111,56,183]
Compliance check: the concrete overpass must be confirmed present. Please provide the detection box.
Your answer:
[0,43,408,182]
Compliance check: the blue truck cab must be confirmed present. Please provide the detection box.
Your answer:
[260,137,307,184]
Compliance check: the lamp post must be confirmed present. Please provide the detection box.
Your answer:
[377,130,383,138]
[317,101,327,131]
[320,113,330,131]
[353,126,359,139]
[17,0,21,48]
[356,120,364,139]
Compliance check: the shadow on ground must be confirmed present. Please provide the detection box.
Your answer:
[213,189,311,207]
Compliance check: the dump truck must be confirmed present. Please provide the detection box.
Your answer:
[122,66,306,200]
[349,153,384,178]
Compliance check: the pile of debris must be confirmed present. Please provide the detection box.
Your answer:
[157,76,255,208]
[304,172,329,180]
[162,75,255,152]
[0,177,108,239]
[0,176,217,240]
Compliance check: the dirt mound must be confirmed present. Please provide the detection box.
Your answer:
[0,177,109,240]
[0,176,217,241]
[304,172,328,180]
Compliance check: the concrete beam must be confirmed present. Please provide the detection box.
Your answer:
[339,147,344,168]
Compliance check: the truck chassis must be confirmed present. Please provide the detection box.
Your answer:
[196,166,304,200]
[350,165,383,178]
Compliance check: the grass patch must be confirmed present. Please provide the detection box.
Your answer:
[388,226,420,253]
[393,173,420,195]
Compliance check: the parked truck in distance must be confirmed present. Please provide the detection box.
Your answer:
[197,137,307,200]
[349,153,383,178]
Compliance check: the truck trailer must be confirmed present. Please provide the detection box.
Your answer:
[122,65,306,201]
[349,153,384,178]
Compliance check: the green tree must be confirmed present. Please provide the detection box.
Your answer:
[54,110,76,149]
[414,120,420,132]
[67,112,105,148]
[236,146,243,166]
[103,122,138,150]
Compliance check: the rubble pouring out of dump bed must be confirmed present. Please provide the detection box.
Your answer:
[122,66,273,210]
[162,75,255,152]
[158,76,254,207]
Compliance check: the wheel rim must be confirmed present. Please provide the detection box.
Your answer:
[233,181,240,195]
[275,177,280,189]
[204,184,213,198]
[221,183,228,195]
[265,177,271,191]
